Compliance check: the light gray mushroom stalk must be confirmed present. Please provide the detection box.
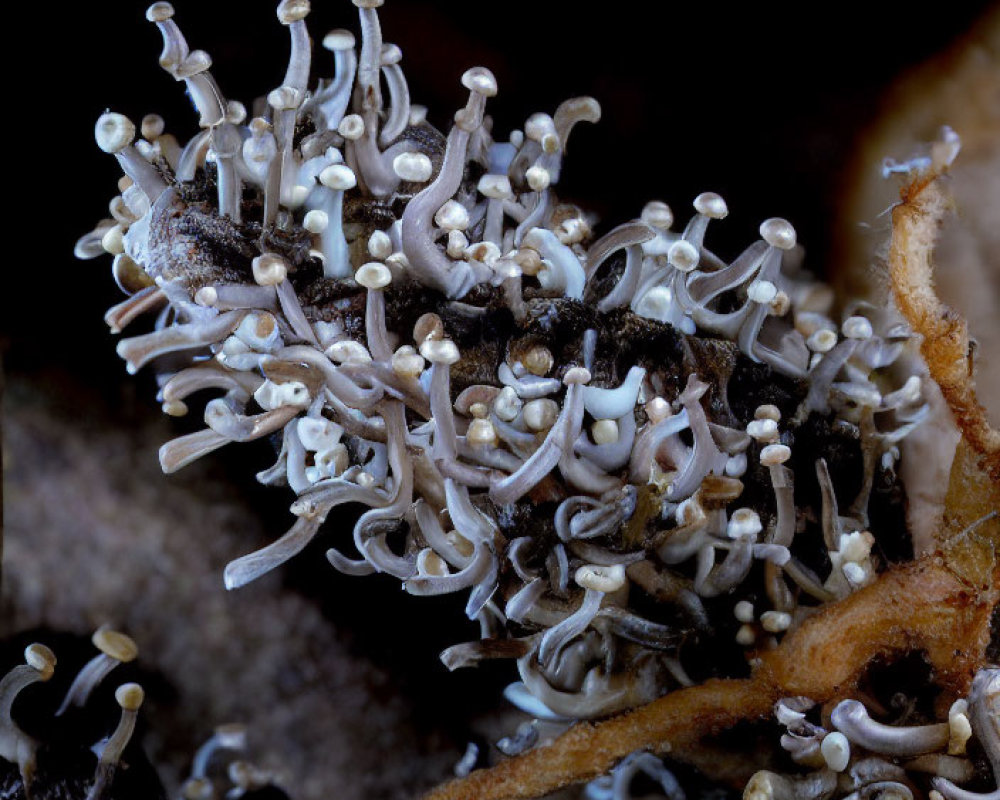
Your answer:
[79,0,931,764]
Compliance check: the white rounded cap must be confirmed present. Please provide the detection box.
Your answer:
[367,230,392,259]
[645,396,670,423]
[747,280,778,305]
[303,209,329,234]
[760,218,797,250]
[522,399,559,431]
[726,508,763,539]
[323,29,356,51]
[760,610,792,633]
[760,443,791,466]
[93,626,139,662]
[668,240,700,272]
[391,346,425,378]
[523,345,554,376]
[115,682,145,711]
[352,0,384,7]
[434,200,470,231]
[25,643,56,678]
[277,0,310,24]
[338,114,365,140]
[140,114,165,140]
[734,600,755,623]
[327,340,372,364]
[393,152,433,182]
[524,113,556,143]
[821,732,851,772]
[226,101,247,125]
[461,67,498,97]
[380,42,402,65]
[641,201,673,230]
[806,328,838,353]
[252,253,288,286]
[563,366,592,385]
[591,418,619,445]
[525,166,551,192]
[146,2,174,22]
[746,418,778,442]
[355,262,392,289]
[478,174,513,200]
[841,316,873,340]
[268,86,303,110]
[320,164,357,191]
[575,563,626,593]
[466,418,498,448]
[96,113,136,154]
[694,192,728,219]
[419,338,460,365]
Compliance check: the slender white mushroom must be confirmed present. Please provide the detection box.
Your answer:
[95,113,167,203]
[56,627,139,716]
[0,644,56,790]
[831,699,950,756]
[146,3,226,126]
[400,67,497,296]
[317,163,357,278]
[87,682,145,800]
[379,41,411,146]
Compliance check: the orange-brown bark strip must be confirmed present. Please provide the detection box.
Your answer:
[888,170,1000,481]
[422,558,998,800]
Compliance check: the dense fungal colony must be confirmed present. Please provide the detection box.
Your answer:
[70,1,998,799]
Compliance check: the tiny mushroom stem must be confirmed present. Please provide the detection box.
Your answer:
[401,67,497,297]
[278,0,312,92]
[353,0,385,114]
[266,84,305,218]
[831,699,950,757]
[379,42,411,147]
[146,3,226,126]
[56,626,139,716]
[212,122,243,221]
[313,29,357,131]
[87,683,145,800]
[317,162,357,277]
[356,262,394,361]
[0,644,57,791]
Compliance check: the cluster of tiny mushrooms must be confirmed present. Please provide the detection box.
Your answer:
[65,0,1000,798]
[1,628,143,799]
[1,627,278,799]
